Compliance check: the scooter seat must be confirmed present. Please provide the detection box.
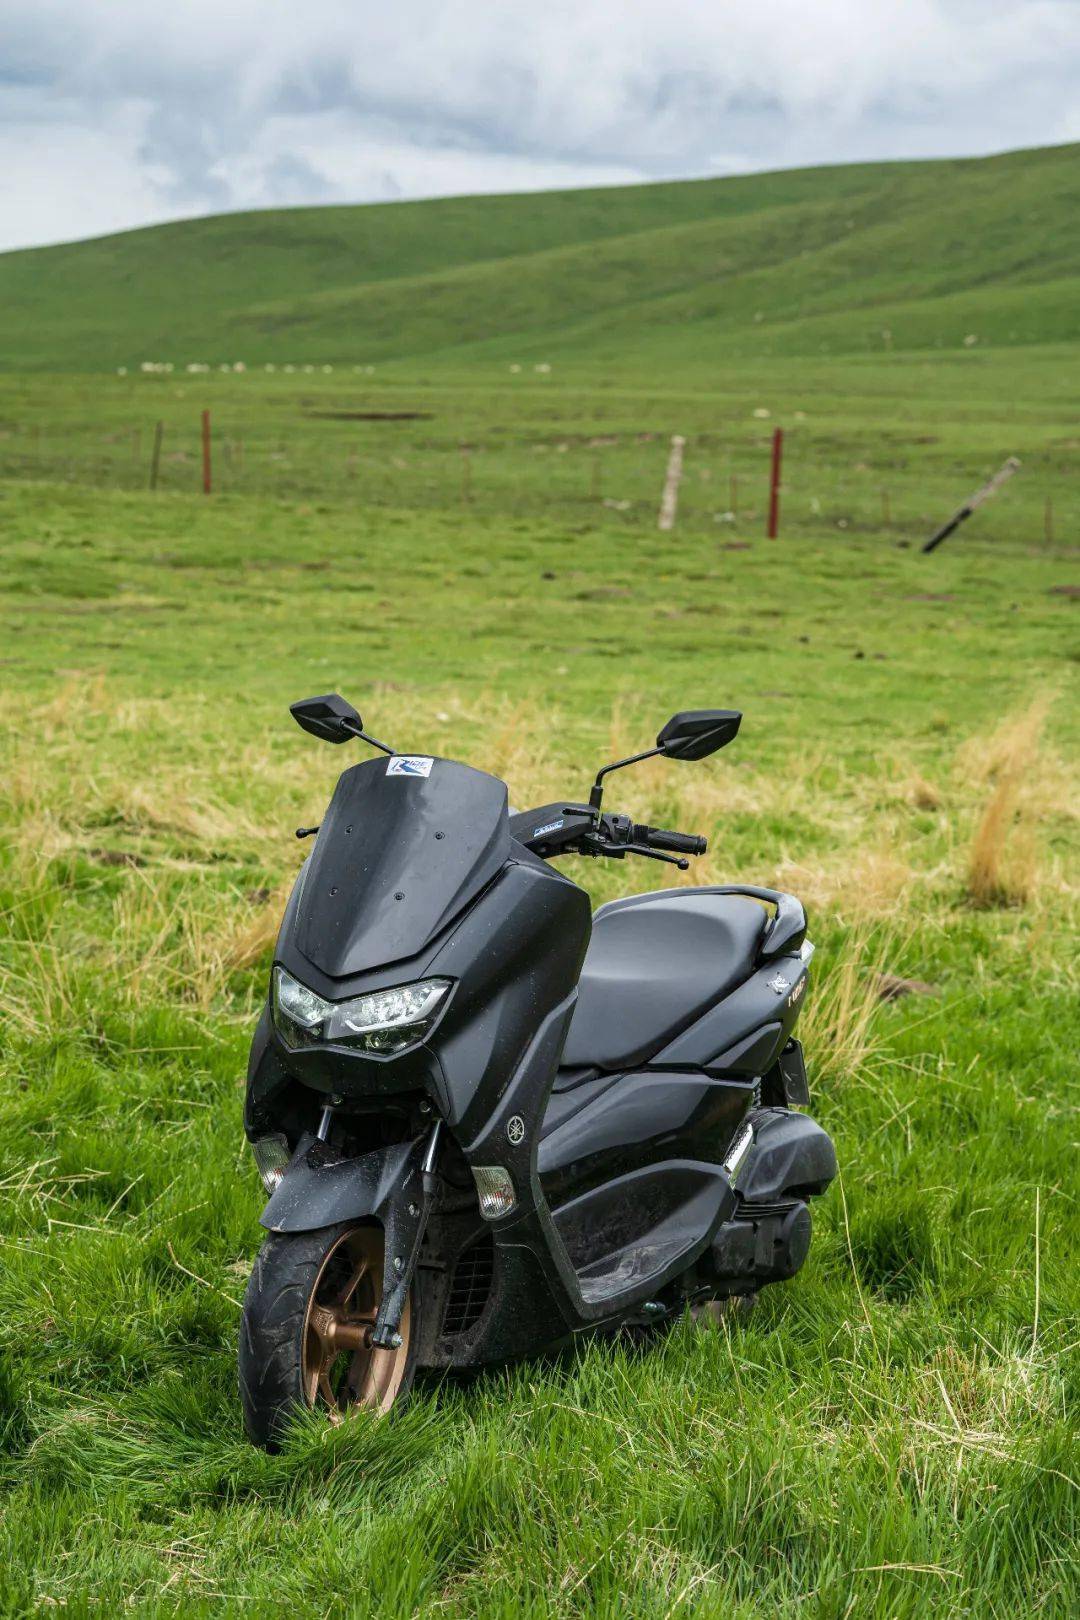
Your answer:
[560,890,767,1072]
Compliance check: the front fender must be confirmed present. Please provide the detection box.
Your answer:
[259,1133,422,1234]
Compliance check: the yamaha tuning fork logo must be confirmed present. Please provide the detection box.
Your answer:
[506,1115,526,1145]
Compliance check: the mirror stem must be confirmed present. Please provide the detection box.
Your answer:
[589,745,665,814]
[342,719,396,756]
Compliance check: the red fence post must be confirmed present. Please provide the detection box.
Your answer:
[201,409,212,495]
[766,427,783,538]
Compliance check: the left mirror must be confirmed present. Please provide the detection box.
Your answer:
[657,708,742,761]
[290,693,362,744]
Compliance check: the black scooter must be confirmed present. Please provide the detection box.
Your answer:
[239,695,836,1446]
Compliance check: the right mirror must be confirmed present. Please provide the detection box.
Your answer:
[290,693,362,744]
[657,708,742,761]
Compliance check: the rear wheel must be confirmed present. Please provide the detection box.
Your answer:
[238,1221,418,1449]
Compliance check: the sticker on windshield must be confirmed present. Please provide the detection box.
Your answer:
[386,755,434,778]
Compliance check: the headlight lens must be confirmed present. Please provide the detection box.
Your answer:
[271,966,451,1055]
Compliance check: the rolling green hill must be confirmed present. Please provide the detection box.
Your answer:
[1,142,1078,373]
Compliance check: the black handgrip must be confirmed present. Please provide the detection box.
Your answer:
[637,824,707,856]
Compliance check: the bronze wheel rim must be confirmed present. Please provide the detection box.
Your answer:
[301,1226,412,1419]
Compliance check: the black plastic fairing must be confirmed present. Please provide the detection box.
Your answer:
[259,1133,420,1232]
[736,1109,837,1201]
[538,1071,754,1208]
[655,950,810,1070]
[257,855,591,1132]
[552,1160,736,1302]
[294,756,509,978]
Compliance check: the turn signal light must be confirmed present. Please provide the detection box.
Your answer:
[250,1132,291,1193]
[471,1165,516,1220]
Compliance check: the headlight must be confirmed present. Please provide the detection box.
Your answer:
[271,966,451,1055]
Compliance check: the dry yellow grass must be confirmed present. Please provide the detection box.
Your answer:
[904,772,943,811]
[220,878,296,975]
[797,921,900,1086]
[1,682,1074,1044]
[962,692,1060,909]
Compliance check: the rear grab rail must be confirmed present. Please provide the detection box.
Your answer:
[705,885,807,960]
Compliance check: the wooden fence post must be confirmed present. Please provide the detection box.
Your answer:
[922,457,1020,553]
[658,435,686,531]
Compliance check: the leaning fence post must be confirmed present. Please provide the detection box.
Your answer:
[658,434,686,531]
[922,457,1020,553]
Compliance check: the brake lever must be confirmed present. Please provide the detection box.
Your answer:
[580,833,688,870]
[627,843,689,870]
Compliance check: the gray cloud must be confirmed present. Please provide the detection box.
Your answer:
[0,0,1077,250]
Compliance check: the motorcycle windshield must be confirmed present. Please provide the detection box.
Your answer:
[293,755,510,978]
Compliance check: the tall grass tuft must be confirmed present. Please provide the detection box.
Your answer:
[964,693,1055,908]
[797,922,898,1087]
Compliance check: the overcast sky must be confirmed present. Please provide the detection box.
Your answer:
[1,0,1077,253]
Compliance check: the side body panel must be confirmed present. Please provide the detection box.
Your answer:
[658,949,812,1073]
[537,1071,755,1207]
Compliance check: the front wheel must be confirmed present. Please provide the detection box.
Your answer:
[238,1221,418,1449]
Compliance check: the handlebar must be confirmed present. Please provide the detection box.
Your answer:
[634,824,708,857]
[509,803,707,866]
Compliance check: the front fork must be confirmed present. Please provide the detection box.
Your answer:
[369,1119,442,1349]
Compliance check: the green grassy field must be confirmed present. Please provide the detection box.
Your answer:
[0,150,1078,1616]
